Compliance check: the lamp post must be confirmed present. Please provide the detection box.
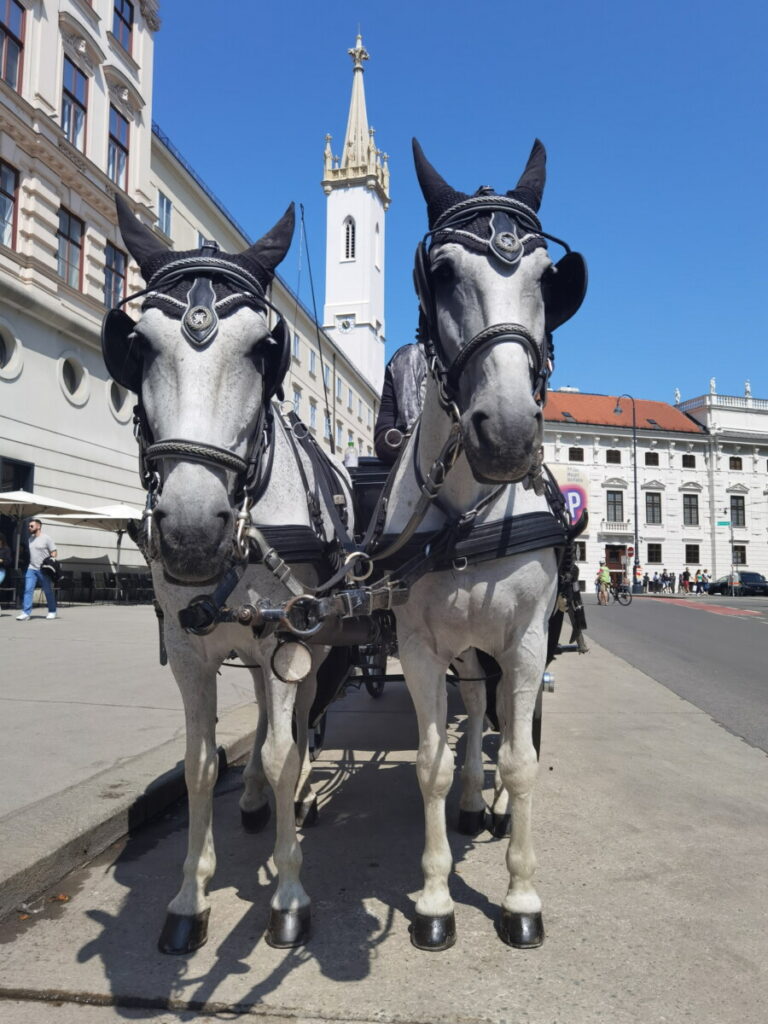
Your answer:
[613,394,641,593]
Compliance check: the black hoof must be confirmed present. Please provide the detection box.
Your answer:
[457,808,488,836]
[489,812,511,838]
[158,908,210,955]
[409,911,456,951]
[295,796,318,828]
[265,905,311,948]
[240,802,271,833]
[497,909,544,948]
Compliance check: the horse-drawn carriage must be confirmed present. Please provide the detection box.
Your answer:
[102,138,587,956]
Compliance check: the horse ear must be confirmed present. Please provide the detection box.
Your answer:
[241,203,295,280]
[412,138,468,228]
[115,193,167,268]
[508,138,546,212]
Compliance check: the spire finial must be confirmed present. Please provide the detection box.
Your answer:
[348,33,369,70]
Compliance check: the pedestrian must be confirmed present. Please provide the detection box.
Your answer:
[0,532,12,615]
[652,571,659,593]
[669,571,676,594]
[642,572,650,593]
[702,570,710,593]
[681,567,690,593]
[16,519,58,621]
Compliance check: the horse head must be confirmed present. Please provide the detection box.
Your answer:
[413,139,587,484]
[102,196,295,582]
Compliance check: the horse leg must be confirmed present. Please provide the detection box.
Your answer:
[240,668,271,833]
[494,641,546,948]
[489,765,512,838]
[159,649,218,955]
[260,668,311,948]
[455,650,488,836]
[293,669,319,827]
[400,638,456,951]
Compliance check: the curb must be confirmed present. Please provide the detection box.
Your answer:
[0,703,256,923]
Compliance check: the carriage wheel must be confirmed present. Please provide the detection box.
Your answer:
[361,647,387,699]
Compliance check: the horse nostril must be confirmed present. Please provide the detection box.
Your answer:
[471,411,490,445]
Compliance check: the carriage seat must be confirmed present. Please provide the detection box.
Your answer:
[346,456,393,540]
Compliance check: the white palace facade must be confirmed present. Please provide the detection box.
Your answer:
[0,4,383,571]
[544,382,768,584]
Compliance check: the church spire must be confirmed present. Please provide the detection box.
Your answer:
[322,33,390,207]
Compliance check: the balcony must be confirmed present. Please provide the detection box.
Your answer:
[600,520,633,535]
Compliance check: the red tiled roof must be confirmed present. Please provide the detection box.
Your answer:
[544,392,704,433]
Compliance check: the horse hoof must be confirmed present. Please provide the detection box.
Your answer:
[241,803,271,833]
[295,796,318,828]
[489,812,511,838]
[457,808,487,836]
[265,905,311,948]
[158,909,210,955]
[409,912,456,951]
[497,909,544,948]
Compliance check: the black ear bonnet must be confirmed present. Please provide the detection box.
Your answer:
[412,139,587,348]
[102,198,295,403]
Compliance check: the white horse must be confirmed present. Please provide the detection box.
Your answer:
[379,139,587,950]
[103,197,355,954]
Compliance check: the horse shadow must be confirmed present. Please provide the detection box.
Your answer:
[76,685,503,1013]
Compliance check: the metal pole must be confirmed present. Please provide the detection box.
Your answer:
[614,394,641,593]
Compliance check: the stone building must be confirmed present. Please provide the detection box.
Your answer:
[544,382,768,586]
[0,5,383,572]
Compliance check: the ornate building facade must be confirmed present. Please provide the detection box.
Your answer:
[544,382,768,585]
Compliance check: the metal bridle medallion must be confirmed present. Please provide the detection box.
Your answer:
[185,306,213,332]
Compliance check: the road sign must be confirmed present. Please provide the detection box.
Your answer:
[627,546,635,558]
[717,520,731,527]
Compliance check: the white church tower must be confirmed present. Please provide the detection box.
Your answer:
[322,34,390,394]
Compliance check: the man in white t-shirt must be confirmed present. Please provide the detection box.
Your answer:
[16,518,58,620]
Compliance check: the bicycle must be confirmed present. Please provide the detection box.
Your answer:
[609,582,632,606]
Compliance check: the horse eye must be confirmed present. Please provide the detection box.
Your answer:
[432,261,455,286]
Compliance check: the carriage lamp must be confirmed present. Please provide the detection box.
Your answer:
[613,395,641,593]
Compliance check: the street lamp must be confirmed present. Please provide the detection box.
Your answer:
[613,394,641,593]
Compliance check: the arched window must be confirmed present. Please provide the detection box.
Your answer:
[343,216,355,260]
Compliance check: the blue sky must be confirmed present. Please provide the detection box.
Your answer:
[153,1,767,404]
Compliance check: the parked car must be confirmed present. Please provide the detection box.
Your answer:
[708,571,768,596]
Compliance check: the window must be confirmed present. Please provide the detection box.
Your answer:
[606,490,624,522]
[606,450,621,464]
[62,58,87,151]
[323,413,331,440]
[367,406,372,429]
[107,106,129,189]
[292,333,300,360]
[348,386,353,409]
[574,541,586,561]
[57,208,84,289]
[0,0,24,91]
[644,451,659,466]
[0,159,18,248]
[157,191,172,235]
[343,216,355,260]
[112,0,134,52]
[647,543,662,564]
[733,545,747,566]
[336,421,343,448]
[309,349,316,375]
[645,493,662,525]
[729,456,742,470]
[568,446,584,462]
[323,364,330,388]
[309,401,317,430]
[730,495,746,528]
[682,493,699,526]
[682,453,696,469]
[292,387,301,416]
[104,242,126,307]
[357,397,363,420]
[336,375,343,401]
[685,544,700,564]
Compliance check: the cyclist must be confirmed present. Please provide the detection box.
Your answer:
[596,562,611,606]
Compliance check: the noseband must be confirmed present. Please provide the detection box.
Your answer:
[414,194,575,411]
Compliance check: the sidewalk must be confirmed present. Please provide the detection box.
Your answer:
[0,604,258,920]
[0,616,767,1022]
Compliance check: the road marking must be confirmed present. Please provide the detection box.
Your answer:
[657,598,762,617]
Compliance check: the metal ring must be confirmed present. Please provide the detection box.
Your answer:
[452,556,468,572]
[281,594,324,638]
[345,551,374,582]
[292,419,309,440]
[384,427,404,449]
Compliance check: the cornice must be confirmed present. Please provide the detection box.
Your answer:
[103,64,146,118]
[59,11,106,74]
[139,1,162,32]
[601,477,628,489]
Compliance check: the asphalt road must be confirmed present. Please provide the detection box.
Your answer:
[581,593,768,753]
